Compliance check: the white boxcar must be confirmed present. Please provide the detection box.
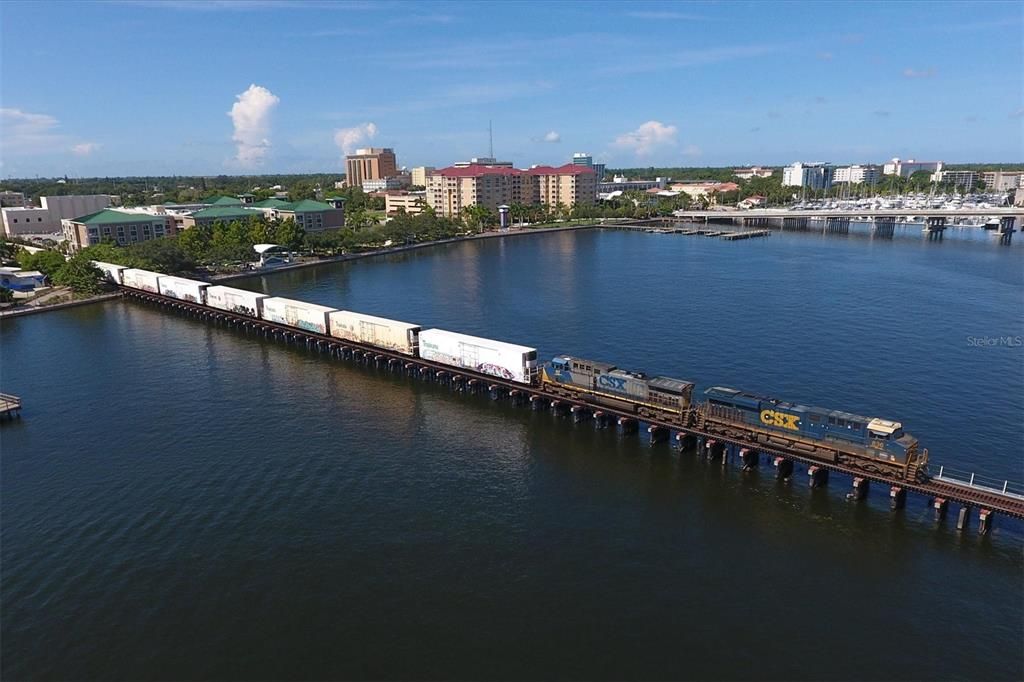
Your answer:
[418,329,538,385]
[328,310,421,356]
[206,285,267,318]
[121,268,162,293]
[158,275,209,304]
[261,297,336,334]
[92,261,126,285]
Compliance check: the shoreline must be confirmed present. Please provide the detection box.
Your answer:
[0,292,123,319]
[210,222,600,283]
[0,223,602,317]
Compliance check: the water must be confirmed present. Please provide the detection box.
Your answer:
[2,228,1022,680]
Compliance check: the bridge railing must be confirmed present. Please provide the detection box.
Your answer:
[933,465,1024,500]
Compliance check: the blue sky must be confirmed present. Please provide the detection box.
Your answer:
[1,0,1021,177]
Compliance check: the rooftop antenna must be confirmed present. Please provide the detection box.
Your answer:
[488,120,493,159]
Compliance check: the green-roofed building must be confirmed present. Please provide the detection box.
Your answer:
[201,195,243,206]
[251,198,291,209]
[62,209,174,251]
[268,198,345,233]
[183,205,264,229]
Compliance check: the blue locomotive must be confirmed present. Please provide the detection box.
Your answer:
[701,386,927,479]
[543,356,694,417]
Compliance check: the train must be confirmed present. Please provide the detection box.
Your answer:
[98,262,928,482]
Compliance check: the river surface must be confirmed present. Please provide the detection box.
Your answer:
[2,227,1023,680]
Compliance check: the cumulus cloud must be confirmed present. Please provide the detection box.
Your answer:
[333,122,378,156]
[613,120,678,156]
[902,67,935,78]
[71,142,100,156]
[227,84,280,167]
[681,144,702,158]
[542,130,560,143]
[1,107,61,152]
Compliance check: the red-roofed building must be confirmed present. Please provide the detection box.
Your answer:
[426,163,596,217]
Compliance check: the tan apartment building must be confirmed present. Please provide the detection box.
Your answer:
[345,148,397,189]
[529,164,597,208]
[425,164,595,218]
[410,166,435,187]
[385,191,427,216]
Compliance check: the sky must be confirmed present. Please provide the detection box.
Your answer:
[1,0,1022,178]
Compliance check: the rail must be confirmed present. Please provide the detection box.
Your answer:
[120,289,1024,520]
[933,465,1024,500]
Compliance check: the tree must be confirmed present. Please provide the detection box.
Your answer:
[126,237,194,272]
[0,287,13,303]
[17,249,66,277]
[273,218,305,250]
[52,253,103,295]
[461,205,492,232]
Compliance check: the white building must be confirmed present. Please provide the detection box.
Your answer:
[453,157,514,168]
[362,175,411,192]
[598,176,669,193]
[782,162,834,189]
[733,167,774,179]
[882,158,943,177]
[833,165,881,185]
[1,194,114,237]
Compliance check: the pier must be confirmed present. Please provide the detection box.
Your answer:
[121,288,1024,531]
[0,393,22,419]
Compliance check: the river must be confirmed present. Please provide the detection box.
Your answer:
[2,226,1022,680]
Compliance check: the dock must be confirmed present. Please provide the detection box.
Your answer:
[0,393,22,419]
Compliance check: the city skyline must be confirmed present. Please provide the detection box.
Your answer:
[1,0,1022,177]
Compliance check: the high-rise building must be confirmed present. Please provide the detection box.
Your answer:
[931,169,978,188]
[782,162,834,189]
[882,158,943,177]
[425,163,596,218]
[345,148,398,189]
[833,165,881,185]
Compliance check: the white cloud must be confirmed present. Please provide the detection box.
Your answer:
[613,120,678,157]
[227,84,280,168]
[1,107,61,153]
[816,51,833,61]
[542,131,560,143]
[903,67,936,78]
[71,142,101,156]
[333,122,378,156]
[681,144,702,158]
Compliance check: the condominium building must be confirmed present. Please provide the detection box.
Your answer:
[530,164,598,207]
[345,148,398,189]
[425,163,595,218]
[782,162,834,189]
[833,165,881,185]
[882,158,943,177]
[62,209,174,251]
[931,169,978,188]
[981,171,1023,191]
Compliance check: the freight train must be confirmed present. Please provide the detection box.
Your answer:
[99,262,928,482]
